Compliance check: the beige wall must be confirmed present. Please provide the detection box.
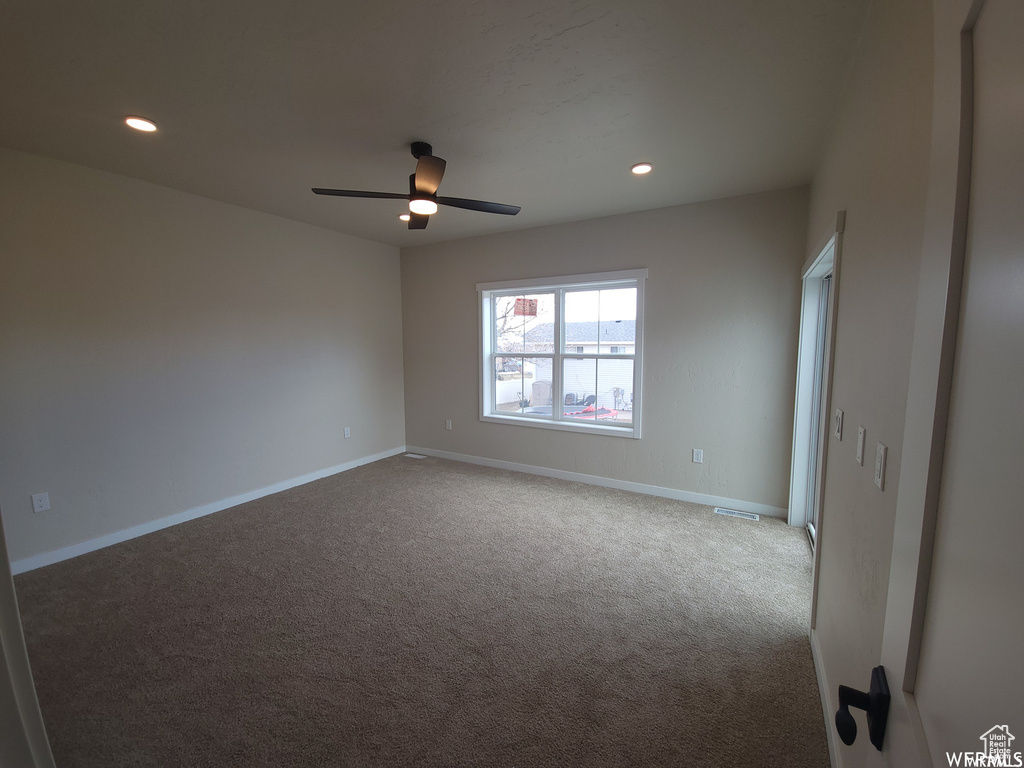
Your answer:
[810,0,1024,762]
[402,187,808,512]
[913,0,1024,755]
[0,148,406,563]
[805,0,934,762]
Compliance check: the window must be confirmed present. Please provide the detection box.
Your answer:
[478,269,646,438]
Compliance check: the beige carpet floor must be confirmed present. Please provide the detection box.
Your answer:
[15,455,829,767]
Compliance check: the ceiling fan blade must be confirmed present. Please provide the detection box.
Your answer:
[437,196,521,216]
[408,213,429,230]
[312,188,409,200]
[414,155,446,195]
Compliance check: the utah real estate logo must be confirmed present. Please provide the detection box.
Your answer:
[947,726,1022,767]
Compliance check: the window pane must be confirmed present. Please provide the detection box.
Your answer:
[598,287,636,354]
[564,290,598,353]
[495,357,554,417]
[562,357,597,419]
[564,287,636,354]
[494,293,554,355]
[561,358,633,423]
[598,358,634,424]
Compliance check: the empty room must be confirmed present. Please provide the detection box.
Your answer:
[1,0,1020,766]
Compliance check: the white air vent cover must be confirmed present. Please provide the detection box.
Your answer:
[714,507,759,521]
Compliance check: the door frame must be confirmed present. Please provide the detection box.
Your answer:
[0,507,56,767]
[788,214,844,539]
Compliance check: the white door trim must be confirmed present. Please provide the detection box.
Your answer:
[791,213,844,635]
[788,218,843,531]
[0,508,56,767]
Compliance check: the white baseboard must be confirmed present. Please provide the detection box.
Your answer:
[811,627,840,768]
[405,446,788,519]
[10,446,407,575]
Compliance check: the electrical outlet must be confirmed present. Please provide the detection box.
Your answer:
[344,427,351,439]
[874,443,887,490]
[692,448,703,464]
[857,426,866,465]
[445,419,452,431]
[32,492,50,513]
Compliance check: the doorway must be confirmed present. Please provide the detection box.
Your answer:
[805,273,832,544]
[788,224,841,543]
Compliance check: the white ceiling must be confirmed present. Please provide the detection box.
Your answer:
[0,0,866,248]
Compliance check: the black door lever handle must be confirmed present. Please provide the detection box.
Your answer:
[836,665,891,750]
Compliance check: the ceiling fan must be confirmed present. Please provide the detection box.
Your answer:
[313,142,521,230]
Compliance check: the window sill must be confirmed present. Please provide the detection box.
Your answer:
[480,412,639,438]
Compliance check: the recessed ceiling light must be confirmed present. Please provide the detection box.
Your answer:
[409,198,438,216]
[125,116,158,132]
[631,162,653,175]
[398,213,411,222]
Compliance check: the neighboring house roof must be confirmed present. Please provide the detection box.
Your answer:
[525,320,636,344]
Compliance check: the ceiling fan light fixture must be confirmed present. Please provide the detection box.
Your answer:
[409,198,438,215]
[631,162,653,175]
[125,116,158,132]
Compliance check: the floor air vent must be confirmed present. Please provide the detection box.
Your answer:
[714,507,759,521]
[404,453,427,459]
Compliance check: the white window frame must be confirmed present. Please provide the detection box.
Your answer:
[478,269,646,439]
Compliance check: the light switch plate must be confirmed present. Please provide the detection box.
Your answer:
[874,443,887,490]
[834,409,844,440]
[857,426,866,465]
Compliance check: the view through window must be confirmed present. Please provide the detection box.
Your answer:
[478,270,646,437]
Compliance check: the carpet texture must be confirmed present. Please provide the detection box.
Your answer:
[15,456,829,767]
